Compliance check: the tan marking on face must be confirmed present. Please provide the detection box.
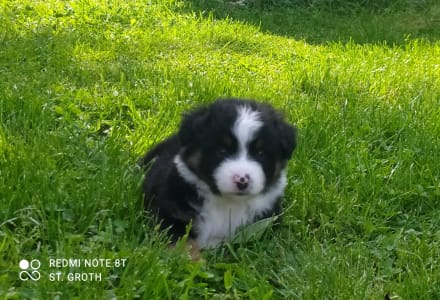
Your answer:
[274,161,285,179]
[186,150,201,170]
[255,138,264,152]
[222,135,233,148]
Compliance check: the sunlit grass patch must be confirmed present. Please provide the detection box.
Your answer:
[1,0,439,298]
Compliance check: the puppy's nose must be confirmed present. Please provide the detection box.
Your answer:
[233,174,250,191]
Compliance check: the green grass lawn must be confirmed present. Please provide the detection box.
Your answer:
[1,0,440,298]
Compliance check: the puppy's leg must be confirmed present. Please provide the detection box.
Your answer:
[167,238,202,261]
[186,238,202,261]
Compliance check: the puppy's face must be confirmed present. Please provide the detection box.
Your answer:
[178,99,297,197]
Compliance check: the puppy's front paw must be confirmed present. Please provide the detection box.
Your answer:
[186,238,202,262]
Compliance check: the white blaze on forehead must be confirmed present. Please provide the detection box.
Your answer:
[211,105,266,196]
[232,105,263,148]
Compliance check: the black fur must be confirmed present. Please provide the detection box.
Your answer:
[141,98,297,243]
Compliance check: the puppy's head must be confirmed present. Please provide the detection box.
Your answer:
[178,99,297,197]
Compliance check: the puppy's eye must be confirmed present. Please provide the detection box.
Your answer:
[252,139,265,158]
[252,143,265,158]
[217,147,228,156]
[255,149,265,158]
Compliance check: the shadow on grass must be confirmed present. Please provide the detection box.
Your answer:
[183,0,440,44]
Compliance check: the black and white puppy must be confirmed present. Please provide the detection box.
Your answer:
[141,98,297,249]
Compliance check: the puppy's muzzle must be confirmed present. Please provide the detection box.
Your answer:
[233,174,250,191]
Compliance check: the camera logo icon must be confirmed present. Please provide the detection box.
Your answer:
[19,259,41,281]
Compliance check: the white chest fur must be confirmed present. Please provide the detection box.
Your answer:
[194,174,287,249]
[195,195,253,248]
[174,154,287,249]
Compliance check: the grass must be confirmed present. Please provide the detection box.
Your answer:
[0,0,439,298]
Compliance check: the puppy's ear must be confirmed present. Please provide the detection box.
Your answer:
[276,120,297,159]
[178,106,210,147]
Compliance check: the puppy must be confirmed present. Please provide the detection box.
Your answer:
[141,98,297,250]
